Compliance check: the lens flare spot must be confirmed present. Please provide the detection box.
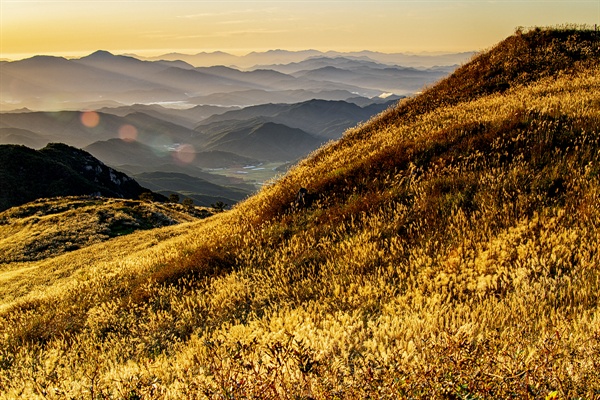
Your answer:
[150,135,173,158]
[80,111,100,128]
[173,144,196,164]
[119,124,138,142]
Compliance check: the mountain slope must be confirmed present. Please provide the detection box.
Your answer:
[0,143,160,211]
[1,27,599,398]
[197,98,396,139]
[0,109,201,148]
[0,196,212,264]
[201,121,322,161]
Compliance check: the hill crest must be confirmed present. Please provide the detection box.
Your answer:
[0,196,213,263]
[0,143,163,211]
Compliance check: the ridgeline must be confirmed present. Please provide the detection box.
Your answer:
[0,143,163,212]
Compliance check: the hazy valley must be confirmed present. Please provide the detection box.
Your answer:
[1,49,464,205]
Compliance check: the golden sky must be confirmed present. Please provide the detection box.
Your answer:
[1,0,599,59]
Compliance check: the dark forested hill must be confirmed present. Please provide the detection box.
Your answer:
[0,143,160,211]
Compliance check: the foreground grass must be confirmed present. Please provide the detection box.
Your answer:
[1,28,599,398]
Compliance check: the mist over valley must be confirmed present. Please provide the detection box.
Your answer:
[1,49,468,205]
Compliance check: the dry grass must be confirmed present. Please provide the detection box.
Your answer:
[0,196,212,264]
[1,28,600,398]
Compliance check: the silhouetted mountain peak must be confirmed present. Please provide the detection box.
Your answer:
[28,55,67,61]
[76,50,147,67]
[85,50,116,59]
[195,51,233,56]
[15,55,70,68]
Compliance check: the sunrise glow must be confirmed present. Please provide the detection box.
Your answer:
[1,1,598,60]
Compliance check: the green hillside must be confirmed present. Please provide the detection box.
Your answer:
[1,27,599,398]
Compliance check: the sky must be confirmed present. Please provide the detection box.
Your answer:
[1,0,599,60]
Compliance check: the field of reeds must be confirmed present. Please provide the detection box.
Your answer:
[1,27,599,398]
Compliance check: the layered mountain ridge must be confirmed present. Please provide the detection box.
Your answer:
[1,49,461,111]
[1,48,458,203]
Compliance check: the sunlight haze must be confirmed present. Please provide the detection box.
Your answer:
[1,0,599,59]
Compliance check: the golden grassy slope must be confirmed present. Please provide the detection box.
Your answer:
[0,196,212,264]
[0,197,212,310]
[1,28,600,398]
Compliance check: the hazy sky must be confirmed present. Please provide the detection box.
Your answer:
[1,0,599,59]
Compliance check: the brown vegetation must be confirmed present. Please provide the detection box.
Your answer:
[1,27,600,398]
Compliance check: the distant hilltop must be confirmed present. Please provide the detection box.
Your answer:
[1,48,475,68]
[0,143,163,212]
[132,48,475,68]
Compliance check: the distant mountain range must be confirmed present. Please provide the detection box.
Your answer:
[96,104,239,129]
[195,99,397,140]
[1,49,469,111]
[0,98,396,162]
[0,142,254,211]
[135,49,475,69]
[0,48,468,207]
[83,139,254,206]
[0,97,398,204]
[0,109,200,148]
